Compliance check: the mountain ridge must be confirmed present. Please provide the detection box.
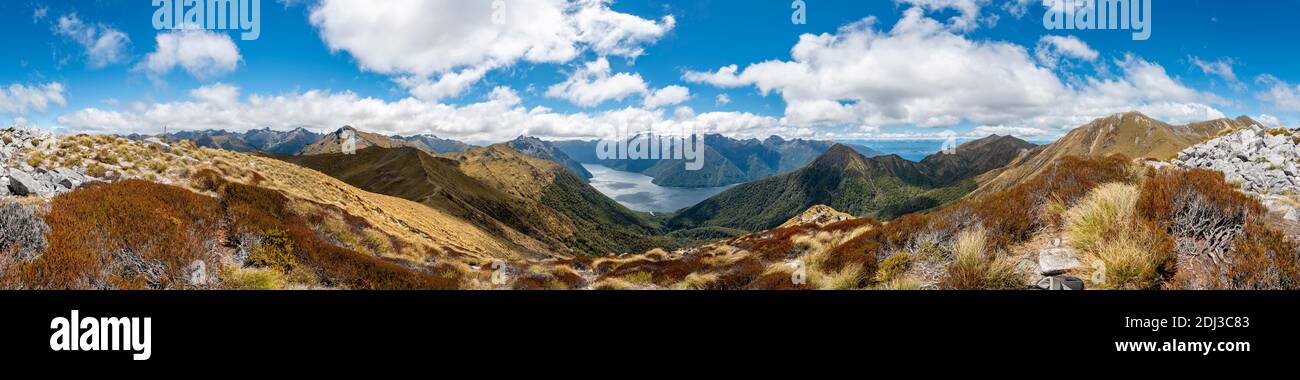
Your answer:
[551,134,888,188]
[667,136,1035,232]
[970,111,1260,197]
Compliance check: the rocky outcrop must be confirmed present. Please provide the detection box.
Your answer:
[2,128,93,197]
[778,205,853,228]
[1173,125,1300,219]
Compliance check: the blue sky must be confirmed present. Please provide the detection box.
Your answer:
[2,0,1299,145]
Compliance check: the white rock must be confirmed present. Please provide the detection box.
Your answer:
[1039,248,1080,276]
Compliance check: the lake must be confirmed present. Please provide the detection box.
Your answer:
[583,164,735,214]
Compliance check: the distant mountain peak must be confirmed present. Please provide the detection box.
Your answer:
[1234,115,1261,127]
[504,136,593,180]
[808,144,868,172]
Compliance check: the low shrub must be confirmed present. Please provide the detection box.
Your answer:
[0,201,49,263]
[246,229,297,272]
[1172,223,1300,290]
[17,180,224,289]
[875,252,912,282]
[882,155,1135,253]
[1137,168,1263,259]
[225,267,284,290]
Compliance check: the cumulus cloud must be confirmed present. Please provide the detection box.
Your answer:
[682,64,749,88]
[1255,74,1300,112]
[546,58,649,107]
[1254,114,1282,127]
[309,0,674,100]
[1035,35,1098,67]
[1001,0,1037,18]
[189,83,241,106]
[0,82,68,115]
[643,85,690,109]
[684,9,1225,137]
[53,13,131,68]
[138,29,243,80]
[715,94,731,105]
[897,0,991,31]
[968,125,1053,138]
[55,84,795,145]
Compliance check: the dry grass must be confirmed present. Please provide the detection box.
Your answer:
[939,227,1024,290]
[1064,183,1140,252]
[672,272,721,290]
[1081,220,1174,290]
[224,267,284,290]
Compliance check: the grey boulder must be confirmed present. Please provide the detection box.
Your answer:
[1039,248,1081,276]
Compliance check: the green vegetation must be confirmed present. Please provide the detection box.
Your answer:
[669,136,1034,233]
[225,267,284,290]
[247,229,297,272]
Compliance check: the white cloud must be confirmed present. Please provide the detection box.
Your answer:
[1189,56,1237,82]
[53,13,131,68]
[715,94,731,105]
[309,0,674,100]
[1255,74,1300,112]
[969,125,1052,138]
[572,1,677,58]
[33,6,48,23]
[1189,56,1245,91]
[683,64,749,88]
[1035,35,1098,67]
[1001,0,1036,18]
[546,58,649,107]
[0,82,67,115]
[684,11,1225,137]
[55,84,800,145]
[897,0,990,31]
[395,67,489,102]
[1255,114,1282,127]
[643,85,690,109]
[138,29,242,80]
[189,83,241,106]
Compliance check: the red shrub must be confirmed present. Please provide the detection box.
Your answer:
[19,180,224,289]
[1137,168,1264,259]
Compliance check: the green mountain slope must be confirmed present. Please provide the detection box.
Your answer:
[668,136,1034,232]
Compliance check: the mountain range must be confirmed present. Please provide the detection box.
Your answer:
[130,126,474,156]
[666,135,1036,232]
[551,135,886,188]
